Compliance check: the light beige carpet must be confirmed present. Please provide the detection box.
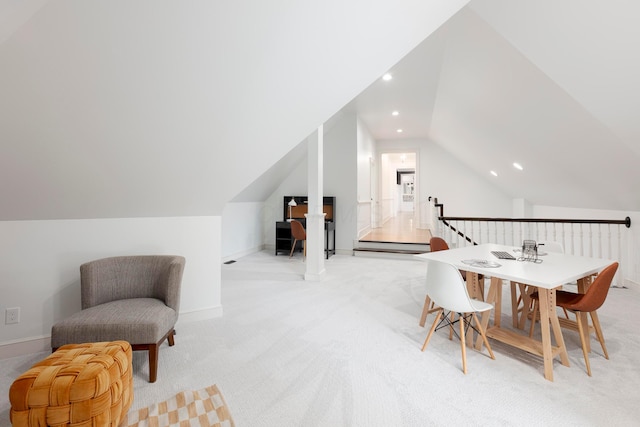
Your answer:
[121,385,234,427]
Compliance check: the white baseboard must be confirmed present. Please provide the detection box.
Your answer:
[0,335,51,360]
[177,305,223,325]
[222,245,264,263]
[0,306,224,360]
[623,277,639,290]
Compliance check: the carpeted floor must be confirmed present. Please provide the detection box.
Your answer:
[2,251,640,426]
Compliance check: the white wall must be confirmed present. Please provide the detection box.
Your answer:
[357,119,376,234]
[0,216,221,356]
[222,202,265,261]
[262,113,358,254]
[378,138,513,221]
[325,113,358,251]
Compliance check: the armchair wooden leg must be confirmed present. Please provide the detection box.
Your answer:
[168,329,176,346]
[148,343,159,383]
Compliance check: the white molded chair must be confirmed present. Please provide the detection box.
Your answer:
[421,260,495,374]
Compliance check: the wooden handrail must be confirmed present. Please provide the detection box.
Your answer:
[440,216,631,228]
[429,197,631,247]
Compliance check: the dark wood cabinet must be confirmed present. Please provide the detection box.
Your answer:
[275,221,303,256]
[276,196,336,258]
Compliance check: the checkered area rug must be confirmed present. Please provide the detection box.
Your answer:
[121,385,234,427]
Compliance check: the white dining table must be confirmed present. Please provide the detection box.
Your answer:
[415,243,613,381]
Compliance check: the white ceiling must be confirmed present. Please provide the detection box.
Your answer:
[349,0,640,211]
[1,0,639,221]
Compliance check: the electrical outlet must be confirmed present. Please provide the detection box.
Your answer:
[5,307,20,324]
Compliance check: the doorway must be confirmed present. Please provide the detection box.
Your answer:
[360,151,430,244]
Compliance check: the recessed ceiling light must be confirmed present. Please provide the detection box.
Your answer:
[513,162,523,170]
[392,111,399,116]
[382,73,392,81]
[490,171,498,177]
[396,129,403,133]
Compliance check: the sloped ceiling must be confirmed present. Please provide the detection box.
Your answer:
[0,0,468,220]
[3,0,639,219]
[353,0,640,211]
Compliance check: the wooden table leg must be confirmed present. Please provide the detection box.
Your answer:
[548,288,570,368]
[510,281,519,328]
[517,283,531,330]
[538,288,555,381]
[494,277,502,328]
[475,276,501,350]
[465,272,482,346]
[466,272,483,301]
[538,288,570,380]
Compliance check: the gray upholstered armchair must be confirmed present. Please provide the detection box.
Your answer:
[51,255,186,382]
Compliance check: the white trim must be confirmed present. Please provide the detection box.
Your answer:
[222,245,263,263]
[0,306,224,360]
[0,335,50,360]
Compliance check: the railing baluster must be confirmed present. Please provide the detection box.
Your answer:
[608,224,612,261]
[432,198,630,281]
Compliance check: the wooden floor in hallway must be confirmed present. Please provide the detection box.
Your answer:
[359,211,431,244]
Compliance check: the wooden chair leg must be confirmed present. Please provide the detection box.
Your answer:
[575,313,592,376]
[148,343,159,383]
[449,311,455,340]
[419,295,432,327]
[289,239,298,257]
[421,309,442,351]
[459,313,467,374]
[168,329,176,346]
[590,311,609,359]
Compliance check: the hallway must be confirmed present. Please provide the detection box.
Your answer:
[360,211,431,244]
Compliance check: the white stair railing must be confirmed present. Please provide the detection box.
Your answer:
[429,198,633,287]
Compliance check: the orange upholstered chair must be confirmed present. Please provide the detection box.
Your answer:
[529,262,618,376]
[289,220,307,258]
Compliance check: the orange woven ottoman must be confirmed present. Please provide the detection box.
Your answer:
[9,341,133,427]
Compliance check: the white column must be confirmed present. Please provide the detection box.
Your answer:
[304,125,326,281]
